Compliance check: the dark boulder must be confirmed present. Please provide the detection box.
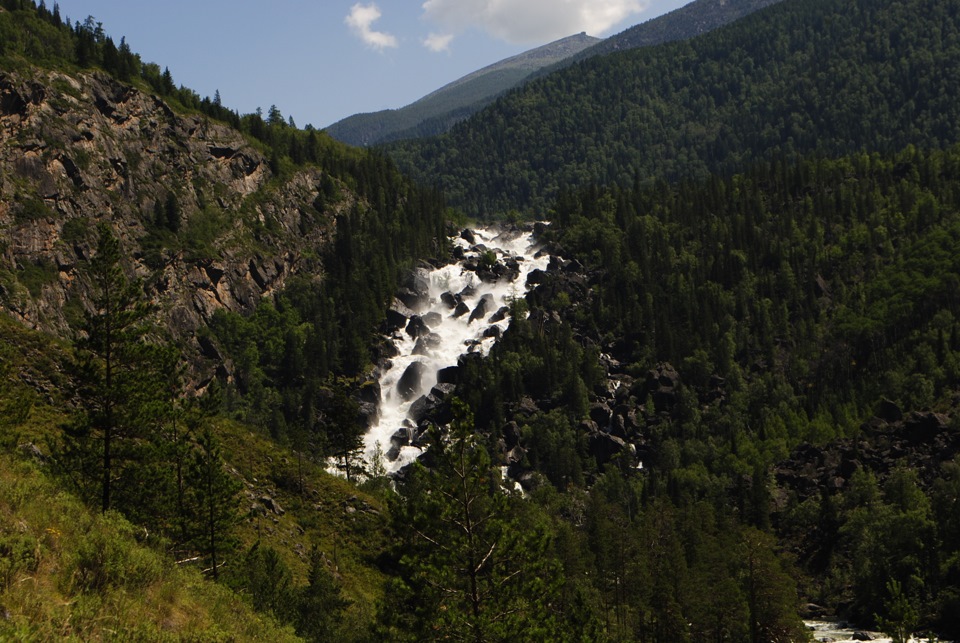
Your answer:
[406,315,430,339]
[401,268,431,305]
[440,292,458,309]
[589,433,627,467]
[489,306,510,323]
[589,402,612,428]
[359,379,381,405]
[413,332,442,356]
[430,383,457,401]
[877,398,903,423]
[469,294,495,323]
[422,311,443,328]
[453,301,471,318]
[527,268,547,286]
[904,411,949,444]
[502,421,521,449]
[409,393,453,425]
[385,298,414,332]
[437,365,459,384]
[358,401,379,427]
[397,361,427,401]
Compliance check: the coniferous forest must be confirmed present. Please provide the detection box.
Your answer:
[3,0,960,641]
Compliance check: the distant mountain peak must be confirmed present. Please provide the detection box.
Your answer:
[324,32,600,147]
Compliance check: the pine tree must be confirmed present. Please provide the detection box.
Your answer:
[383,401,566,641]
[183,426,240,580]
[61,223,164,514]
[295,546,350,641]
[323,376,365,482]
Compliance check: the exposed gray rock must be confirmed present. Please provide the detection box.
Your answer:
[258,495,285,516]
[413,332,442,355]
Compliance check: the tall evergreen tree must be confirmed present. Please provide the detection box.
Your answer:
[382,402,566,642]
[323,375,365,482]
[183,426,241,580]
[61,223,167,514]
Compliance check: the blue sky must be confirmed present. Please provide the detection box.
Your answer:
[51,0,691,129]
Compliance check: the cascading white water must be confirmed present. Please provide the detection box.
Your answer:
[804,621,941,643]
[364,226,550,473]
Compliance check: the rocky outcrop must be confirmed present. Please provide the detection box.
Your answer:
[0,68,352,384]
[774,408,960,504]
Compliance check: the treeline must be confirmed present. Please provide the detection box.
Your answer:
[440,144,960,637]
[388,0,960,217]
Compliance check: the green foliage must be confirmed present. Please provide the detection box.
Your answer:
[293,546,351,641]
[59,223,166,514]
[381,403,570,641]
[391,0,960,217]
[228,543,296,621]
[182,428,241,580]
[13,194,53,223]
[876,579,920,643]
[15,257,58,298]
[60,217,91,244]
[70,510,164,592]
[0,454,299,641]
[207,153,447,444]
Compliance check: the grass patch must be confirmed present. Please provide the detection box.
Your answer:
[17,257,59,298]
[0,453,301,642]
[60,217,91,245]
[13,195,54,223]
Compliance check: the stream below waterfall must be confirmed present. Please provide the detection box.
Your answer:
[362,225,549,473]
[805,620,946,642]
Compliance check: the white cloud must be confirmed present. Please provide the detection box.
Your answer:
[421,0,649,44]
[345,3,398,51]
[423,32,454,53]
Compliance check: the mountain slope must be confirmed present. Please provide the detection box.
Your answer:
[564,0,786,63]
[324,33,598,147]
[388,0,960,217]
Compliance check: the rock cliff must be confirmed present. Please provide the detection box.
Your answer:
[0,68,348,380]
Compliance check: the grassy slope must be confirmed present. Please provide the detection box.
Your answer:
[0,315,389,639]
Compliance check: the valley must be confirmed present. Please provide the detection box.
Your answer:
[2,0,960,641]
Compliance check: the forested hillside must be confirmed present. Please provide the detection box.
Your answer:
[390,0,960,217]
[443,145,960,639]
[553,0,784,67]
[0,1,446,639]
[4,0,960,640]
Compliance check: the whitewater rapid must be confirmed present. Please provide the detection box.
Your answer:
[363,226,549,473]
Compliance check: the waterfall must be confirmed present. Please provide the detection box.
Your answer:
[363,225,550,473]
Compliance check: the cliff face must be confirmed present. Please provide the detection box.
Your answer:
[0,68,344,376]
